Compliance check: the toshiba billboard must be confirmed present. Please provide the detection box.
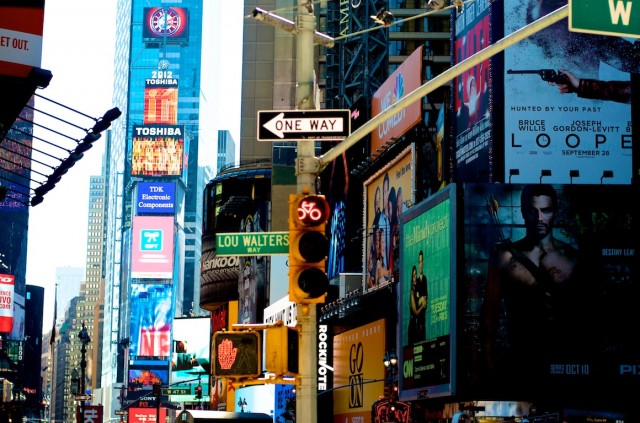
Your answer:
[370,46,423,153]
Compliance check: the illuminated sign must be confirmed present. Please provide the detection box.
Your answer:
[212,331,261,378]
[131,124,184,177]
[137,182,176,214]
[131,216,174,279]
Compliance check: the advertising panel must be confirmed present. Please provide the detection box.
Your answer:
[0,2,44,77]
[453,1,492,181]
[128,360,170,394]
[129,284,175,358]
[200,172,271,308]
[363,146,414,293]
[0,133,32,210]
[131,215,175,279]
[504,0,632,184]
[170,317,210,402]
[333,319,385,423]
[398,184,456,399]
[0,273,15,333]
[462,183,639,405]
[370,46,422,153]
[131,124,185,177]
[80,405,103,423]
[142,7,189,43]
[136,182,176,214]
[128,407,166,423]
[144,73,178,125]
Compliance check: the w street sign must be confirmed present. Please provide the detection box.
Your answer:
[569,0,640,37]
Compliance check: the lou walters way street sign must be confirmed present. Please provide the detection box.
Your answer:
[216,232,289,256]
[257,109,351,141]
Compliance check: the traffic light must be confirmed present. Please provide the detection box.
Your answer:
[195,384,202,399]
[212,330,261,378]
[288,193,330,304]
[265,325,299,376]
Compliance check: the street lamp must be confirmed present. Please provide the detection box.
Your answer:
[78,322,91,396]
[383,351,398,401]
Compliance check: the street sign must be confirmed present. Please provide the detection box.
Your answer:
[216,232,289,256]
[162,387,191,396]
[115,410,127,415]
[257,109,351,141]
[569,0,640,37]
[75,394,92,401]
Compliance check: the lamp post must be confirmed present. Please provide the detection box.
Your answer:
[77,322,91,421]
[383,351,398,401]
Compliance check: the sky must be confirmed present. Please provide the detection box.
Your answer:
[26,0,245,334]
[27,0,116,332]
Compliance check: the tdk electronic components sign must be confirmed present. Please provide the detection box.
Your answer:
[137,182,176,214]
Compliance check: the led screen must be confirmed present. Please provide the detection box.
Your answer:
[131,215,175,280]
[144,73,178,125]
[129,284,176,358]
[142,7,189,43]
[131,124,185,177]
[170,317,210,402]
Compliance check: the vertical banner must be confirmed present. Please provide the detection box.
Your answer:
[504,0,632,184]
[129,284,175,358]
[453,1,492,181]
[0,274,15,333]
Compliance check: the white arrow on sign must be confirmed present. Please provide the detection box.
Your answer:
[263,112,345,139]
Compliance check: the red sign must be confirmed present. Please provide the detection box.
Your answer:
[79,405,103,423]
[0,274,15,333]
[129,407,166,423]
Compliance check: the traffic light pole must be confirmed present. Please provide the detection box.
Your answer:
[295,3,319,422]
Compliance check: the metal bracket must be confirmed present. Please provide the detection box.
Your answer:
[296,156,321,175]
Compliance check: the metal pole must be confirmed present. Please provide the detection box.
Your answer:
[295,2,318,423]
[317,4,570,172]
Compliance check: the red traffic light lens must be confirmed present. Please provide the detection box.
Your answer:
[296,195,329,226]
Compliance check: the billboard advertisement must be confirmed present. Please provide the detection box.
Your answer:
[504,0,632,184]
[131,215,175,280]
[136,182,176,214]
[129,407,167,423]
[461,183,639,405]
[398,184,456,399]
[144,73,178,125]
[0,1,44,77]
[0,274,15,333]
[200,171,271,308]
[333,319,386,423]
[128,360,170,393]
[453,1,492,182]
[370,46,422,153]
[131,124,185,177]
[363,146,414,293]
[0,130,32,210]
[129,284,176,358]
[142,7,189,43]
[170,317,210,402]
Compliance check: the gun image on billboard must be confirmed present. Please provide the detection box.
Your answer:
[507,69,574,92]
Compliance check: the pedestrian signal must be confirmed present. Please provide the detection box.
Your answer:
[212,331,261,378]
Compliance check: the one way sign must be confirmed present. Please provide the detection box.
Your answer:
[257,109,351,141]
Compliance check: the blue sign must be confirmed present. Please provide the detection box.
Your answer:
[137,182,176,214]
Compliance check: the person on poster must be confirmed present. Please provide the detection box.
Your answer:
[483,184,580,378]
[555,68,631,104]
[409,253,428,344]
[379,173,391,267]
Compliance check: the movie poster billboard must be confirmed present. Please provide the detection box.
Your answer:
[144,75,178,125]
[131,215,175,280]
[142,7,189,44]
[363,146,414,293]
[131,124,185,177]
[333,319,386,423]
[0,125,32,210]
[170,317,210,402]
[453,1,492,182]
[129,284,176,358]
[399,184,456,399]
[370,46,422,153]
[461,183,639,405]
[504,0,632,184]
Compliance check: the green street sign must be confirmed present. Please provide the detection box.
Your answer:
[162,387,191,396]
[216,232,289,256]
[569,0,640,37]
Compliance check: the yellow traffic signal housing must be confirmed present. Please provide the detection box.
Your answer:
[265,325,299,376]
[212,331,261,378]
[288,193,330,304]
